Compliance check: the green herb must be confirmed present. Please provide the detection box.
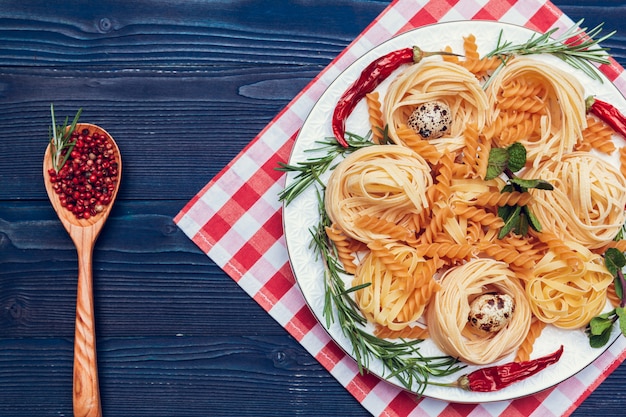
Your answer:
[485,19,615,84]
[277,131,374,205]
[586,248,626,347]
[49,103,82,173]
[310,190,463,395]
[486,143,553,238]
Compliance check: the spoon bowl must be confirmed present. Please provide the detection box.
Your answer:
[43,123,121,417]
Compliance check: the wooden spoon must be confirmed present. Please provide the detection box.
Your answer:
[43,123,122,417]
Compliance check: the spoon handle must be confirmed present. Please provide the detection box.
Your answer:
[73,240,102,417]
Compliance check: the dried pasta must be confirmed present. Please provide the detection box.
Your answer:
[382,60,489,155]
[352,242,439,331]
[365,92,385,144]
[314,31,626,368]
[325,145,432,244]
[522,152,626,249]
[619,145,626,178]
[525,241,613,329]
[579,116,617,154]
[484,56,587,165]
[515,318,547,362]
[426,258,532,365]
[374,324,429,340]
[325,224,358,274]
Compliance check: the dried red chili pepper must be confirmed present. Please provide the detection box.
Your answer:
[332,46,458,147]
[586,96,626,138]
[453,345,563,392]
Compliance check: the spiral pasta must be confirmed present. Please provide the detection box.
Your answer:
[365,92,385,144]
[353,242,440,331]
[579,116,617,154]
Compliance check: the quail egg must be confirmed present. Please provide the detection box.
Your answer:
[468,293,515,333]
[407,100,452,139]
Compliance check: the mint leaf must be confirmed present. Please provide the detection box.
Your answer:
[510,177,554,190]
[486,148,509,180]
[515,211,529,236]
[615,275,624,300]
[605,247,626,277]
[523,205,542,232]
[589,329,613,348]
[616,307,626,337]
[588,314,614,336]
[506,143,526,172]
[498,205,521,239]
[587,313,615,348]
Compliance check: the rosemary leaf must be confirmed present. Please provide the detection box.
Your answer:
[49,103,82,172]
[485,19,615,85]
[277,131,374,205]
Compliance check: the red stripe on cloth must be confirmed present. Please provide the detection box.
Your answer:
[528,3,563,33]
[473,0,517,20]
[232,219,283,274]
[315,340,348,370]
[260,207,285,242]
[439,402,477,416]
[231,181,262,213]
[599,60,622,83]
[261,151,291,185]
[199,211,233,249]
[254,263,296,310]
[503,387,551,416]
[386,390,423,416]
[404,1,455,31]
[345,372,382,403]
[232,240,264,275]
[285,306,320,342]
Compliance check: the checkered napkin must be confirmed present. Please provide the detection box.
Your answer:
[175,0,626,415]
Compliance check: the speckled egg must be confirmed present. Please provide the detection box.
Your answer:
[468,293,515,333]
[407,100,452,139]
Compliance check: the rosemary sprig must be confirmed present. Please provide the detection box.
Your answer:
[49,103,82,172]
[311,190,463,395]
[277,131,374,205]
[485,19,615,84]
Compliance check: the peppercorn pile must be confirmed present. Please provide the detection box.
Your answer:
[47,127,119,220]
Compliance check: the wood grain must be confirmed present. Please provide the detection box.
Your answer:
[2,1,626,416]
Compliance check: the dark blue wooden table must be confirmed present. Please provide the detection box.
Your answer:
[1,1,625,416]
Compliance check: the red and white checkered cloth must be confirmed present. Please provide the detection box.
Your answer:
[175,0,626,415]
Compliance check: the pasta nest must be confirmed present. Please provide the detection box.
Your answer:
[484,56,586,166]
[525,240,613,329]
[382,60,489,155]
[352,242,439,331]
[325,145,432,244]
[426,258,532,365]
[522,151,626,249]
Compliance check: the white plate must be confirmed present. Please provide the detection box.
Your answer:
[283,20,625,403]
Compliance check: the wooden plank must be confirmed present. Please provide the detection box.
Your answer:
[0,200,291,337]
[0,336,366,417]
[2,1,626,416]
